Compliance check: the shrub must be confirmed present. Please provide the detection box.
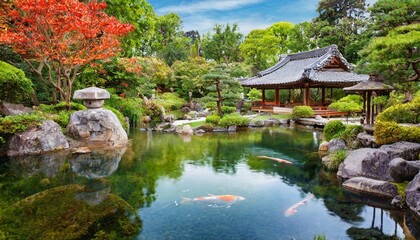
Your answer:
[38,102,86,128]
[206,115,221,125]
[222,106,236,114]
[105,92,145,126]
[326,149,348,170]
[291,106,313,120]
[247,88,262,101]
[323,120,346,141]
[376,97,420,124]
[374,120,420,145]
[154,92,186,111]
[219,113,250,128]
[197,123,215,132]
[0,113,44,147]
[0,61,33,104]
[339,125,364,146]
[205,102,217,110]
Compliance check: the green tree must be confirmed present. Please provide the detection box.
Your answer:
[239,22,297,73]
[287,22,318,53]
[154,13,183,50]
[358,24,420,99]
[158,37,190,66]
[105,0,157,57]
[312,0,367,62]
[201,24,243,65]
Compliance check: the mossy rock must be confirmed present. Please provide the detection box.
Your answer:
[0,184,141,239]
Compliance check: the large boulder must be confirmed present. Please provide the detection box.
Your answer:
[328,139,346,152]
[342,177,398,198]
[7,120,69,156]
[337,142,420,181]
[0,101,32,116]
[406,173,420,218]
[337,148,391,181]
[389,158,420,183]
[380,141,420,161]
[357,132,378,148]
[67,109,128,147]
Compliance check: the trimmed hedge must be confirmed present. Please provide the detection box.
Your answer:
[222,106,236,114]
[219,113,250,128]
[376,97,420,124]
[374,121,420,145]
[206,115,221,125]
[0,61,33,104]
[291,106,313,120]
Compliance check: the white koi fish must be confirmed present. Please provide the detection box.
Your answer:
[284,193,314,217]
[181,195,245,205]
[258,155,293,164]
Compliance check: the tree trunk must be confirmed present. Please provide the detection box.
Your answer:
[30,91,40,106]
[215,80,222,116]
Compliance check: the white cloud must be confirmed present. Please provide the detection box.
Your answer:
[157,0,265,14]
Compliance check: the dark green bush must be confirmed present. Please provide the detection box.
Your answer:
[323,120,346,141]
[206,115,221,125]
[0,61,33,104]
[219,113,250,128]
[222,106,236,114]
[205,102,217,111]
[105,92,145,126]
[374,120,420,145]
[154,92,186,111]
[376,97,420,124]
[291,106,313,120]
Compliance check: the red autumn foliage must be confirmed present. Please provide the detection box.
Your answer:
[0,0,133,108]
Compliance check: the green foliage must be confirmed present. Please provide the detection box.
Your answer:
[291,106,314,120]
[205,115,221,125]
[38,102,86,128]
[197,123,215,132]
[0,61,33,104]
[326,150,348,170]
[158,37,190,66]
[313,234,327,240]
[329,95,363,113]
[105,92,145,126]
[0,113,44,146]
[222,106,236,114]
[339,125,364,147]
[376,97,420,124]
[247,88,262,101]
[219,113,250,128]
[137,56,174,88]
[154,92,186,111]
[205,102,218,111]
[374,120,420,145]
[358,23,420,85]
[201,23,243,64]
[323,120,346,141]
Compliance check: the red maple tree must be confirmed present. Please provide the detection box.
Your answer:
[0,0,133,108]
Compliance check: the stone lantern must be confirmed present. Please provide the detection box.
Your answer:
[73,87,110,109]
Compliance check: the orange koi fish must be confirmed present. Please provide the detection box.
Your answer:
[258,155,293,164]
[181,195,245,204]
[284,193,314,217]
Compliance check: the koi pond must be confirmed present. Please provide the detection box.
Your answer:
[0,127,418,239]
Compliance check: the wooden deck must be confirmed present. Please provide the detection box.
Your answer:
[251,106,348,118]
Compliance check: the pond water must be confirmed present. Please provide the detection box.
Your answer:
[0,127,417,239]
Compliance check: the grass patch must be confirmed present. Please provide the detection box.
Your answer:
[325,149,348,170]
[182,120,206,128]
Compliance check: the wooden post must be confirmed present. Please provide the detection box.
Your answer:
[304,83,310,106]
[275,87,280,107]
[362,91,366,124]
[261,87,265,108]
[321,87,325,106]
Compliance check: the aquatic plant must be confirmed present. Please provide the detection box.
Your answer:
[326,149,348,170]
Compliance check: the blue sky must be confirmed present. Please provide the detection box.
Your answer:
[147,0,377,36]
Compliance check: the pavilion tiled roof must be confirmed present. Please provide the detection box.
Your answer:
[240,45,369,87]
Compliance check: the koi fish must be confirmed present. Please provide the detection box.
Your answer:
[257,155,293,164]
[284,193,314,217]
[181,195,245,205]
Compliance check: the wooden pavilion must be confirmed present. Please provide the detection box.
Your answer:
[240,45,369,116]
